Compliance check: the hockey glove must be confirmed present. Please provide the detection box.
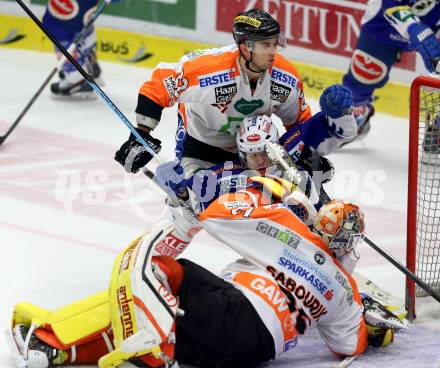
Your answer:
[383,5,419,39]
[408,23,440,73]
[155,161,189,199]
[299,154,335,185]
[319,85,353,119]
[362,294,407,348]
[114,128,161,173]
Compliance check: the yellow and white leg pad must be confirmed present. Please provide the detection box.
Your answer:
[100,221,179,368]
[6,290,111,368]
[10,290,110,348]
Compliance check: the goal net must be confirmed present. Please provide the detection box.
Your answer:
[406,76,440,319]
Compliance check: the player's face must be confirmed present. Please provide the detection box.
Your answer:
[246,151,272,170]
[251,38,278,70]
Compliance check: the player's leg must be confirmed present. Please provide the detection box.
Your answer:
[42,0,102,99]
[7,290,113,367]
[174,258,276,367]
[6,227,184,368]
[343,28,400,140]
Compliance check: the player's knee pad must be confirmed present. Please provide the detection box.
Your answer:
[343,29,399,104]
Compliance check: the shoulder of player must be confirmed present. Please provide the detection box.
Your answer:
[271,53,303,87]
[180,44,240,80]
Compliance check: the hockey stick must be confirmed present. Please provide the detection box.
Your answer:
[317,177,440,304]
[316,174,440,304]
[266,143,440,304]
[13,0,160,160]
[0,0,110,146]
[330,355,358,368]
[15,0,200,217]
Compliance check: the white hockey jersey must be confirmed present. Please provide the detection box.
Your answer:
[200,189,369,357]
[136,44,311,150]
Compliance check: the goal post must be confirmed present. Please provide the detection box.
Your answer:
[406,76,440,320]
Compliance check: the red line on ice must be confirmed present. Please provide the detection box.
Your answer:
[0,220,118,254]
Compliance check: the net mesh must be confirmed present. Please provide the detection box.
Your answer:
[416,86,440,296]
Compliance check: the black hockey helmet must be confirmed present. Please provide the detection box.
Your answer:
[232,9,282,45]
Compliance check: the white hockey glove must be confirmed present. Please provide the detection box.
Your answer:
[383,5,420,39]
[264,142,319,225]
[362,294,408,348]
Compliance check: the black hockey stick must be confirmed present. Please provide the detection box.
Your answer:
[15,0,158,160]
[363,236,440,304]
[268,146,440,306]
[0,0,109,146]
[311,158,440,305]
[15,0,196,216]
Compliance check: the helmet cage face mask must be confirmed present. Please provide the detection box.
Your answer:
[328,228,365,253]
[237,115,279,169]
[244,33,287,54]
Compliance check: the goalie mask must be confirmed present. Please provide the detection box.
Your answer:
[314,200,365,254]
[236,115,279,170]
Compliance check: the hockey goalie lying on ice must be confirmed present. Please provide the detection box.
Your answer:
[6,182,407,368]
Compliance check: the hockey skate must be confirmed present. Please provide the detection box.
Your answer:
[7,324,67,368]
[50,51,104,100]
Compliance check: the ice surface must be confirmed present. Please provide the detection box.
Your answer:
[1,48,439,367]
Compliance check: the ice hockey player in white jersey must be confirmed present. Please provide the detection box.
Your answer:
[152,105,354,259]
[114,8,356,179]
[7,184,406,368]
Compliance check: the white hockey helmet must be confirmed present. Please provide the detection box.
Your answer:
[236,115,279,165]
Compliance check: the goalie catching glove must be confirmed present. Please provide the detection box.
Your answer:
[362,293,408,348]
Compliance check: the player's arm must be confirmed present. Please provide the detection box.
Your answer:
[113,62,181,173]
[280,85,356,158]
[317,298,369,357]
[114,57,190,173]
[360,0,440,65]
[378,1,440,72]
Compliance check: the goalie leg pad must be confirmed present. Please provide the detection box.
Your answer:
[8,291,114,367]
[367,325,394,348]
[11,290,110,348]
[101,221,180,368]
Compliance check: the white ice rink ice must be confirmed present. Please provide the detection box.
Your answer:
[1,48,440,367]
